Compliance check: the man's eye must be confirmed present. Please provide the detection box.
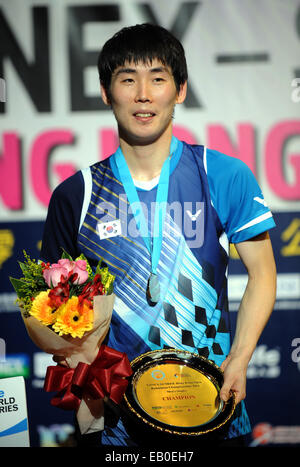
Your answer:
[153,77,164,82]
[122,78,134,83]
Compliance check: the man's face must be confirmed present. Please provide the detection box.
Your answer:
[101,59,186,146]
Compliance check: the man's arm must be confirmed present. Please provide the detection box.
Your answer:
[220,231,276,404]
[40,171,84,262]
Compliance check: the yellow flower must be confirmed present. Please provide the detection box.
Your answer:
[52,296,93,338]
[30,290,58,325]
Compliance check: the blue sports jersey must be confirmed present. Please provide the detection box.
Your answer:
[41,138,275,445]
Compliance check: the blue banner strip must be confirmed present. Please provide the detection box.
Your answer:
[0,418,28,437]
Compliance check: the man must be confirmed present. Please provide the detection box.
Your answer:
[41,23,276,447]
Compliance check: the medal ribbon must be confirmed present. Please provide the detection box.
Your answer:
[113,137,177,276]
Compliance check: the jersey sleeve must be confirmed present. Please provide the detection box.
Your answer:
[40,171,84,262]
[205,148,276,243]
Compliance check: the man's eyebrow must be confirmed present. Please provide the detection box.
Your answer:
[113,66,170,77]
[113,67,137,77]
[149,66,169,74]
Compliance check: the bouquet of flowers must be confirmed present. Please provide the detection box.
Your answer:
[10,251,132,435]
[10,250,115,339]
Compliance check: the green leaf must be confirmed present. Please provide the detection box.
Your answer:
[105,279,114,295]
[99,267,115,294]
[9,277,27,298]
[60,248,73,260]
[95,259,103,275]
[18,261,28,274]
[75,253,88,261]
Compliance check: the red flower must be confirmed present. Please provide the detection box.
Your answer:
[48,280,70,308]
[78,274,105,306]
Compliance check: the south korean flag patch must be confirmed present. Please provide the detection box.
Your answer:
[97,219,122,239]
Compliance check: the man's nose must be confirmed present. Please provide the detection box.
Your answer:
[134,80,152,102]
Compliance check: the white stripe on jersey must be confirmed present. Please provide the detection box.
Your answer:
[79,167,93,231]
[203,146,208,173]
[234,211,273,233]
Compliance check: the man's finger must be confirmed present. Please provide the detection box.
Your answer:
[220,383,231,402]
[52,355,68,366]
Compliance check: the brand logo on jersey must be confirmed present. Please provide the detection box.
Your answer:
[186,209,202,221]
[97,220,122,239]
[253,196,268,207]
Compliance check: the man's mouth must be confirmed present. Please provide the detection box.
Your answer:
[133,112,155,118]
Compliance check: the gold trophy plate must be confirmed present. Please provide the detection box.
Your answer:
[123,349,235,436]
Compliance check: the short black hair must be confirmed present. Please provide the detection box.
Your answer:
[98,23,188,94]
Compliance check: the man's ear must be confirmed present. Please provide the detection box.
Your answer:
[176,81,187,105]
[100,84,111,106]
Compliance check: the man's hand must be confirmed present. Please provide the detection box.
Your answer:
[219,231,276,406]
[220,353,248,404]
[52,355,68,367]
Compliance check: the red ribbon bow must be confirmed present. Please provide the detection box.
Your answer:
[44,345,132,411]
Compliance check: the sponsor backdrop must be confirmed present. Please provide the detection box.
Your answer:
[0,0,299,447]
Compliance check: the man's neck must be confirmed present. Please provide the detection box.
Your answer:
[119,132,173,182]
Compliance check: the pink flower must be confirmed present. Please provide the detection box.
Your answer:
[43,265,69,287]
[57,259,75,273]
[42,258,89,287]
[72,260,89,285]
